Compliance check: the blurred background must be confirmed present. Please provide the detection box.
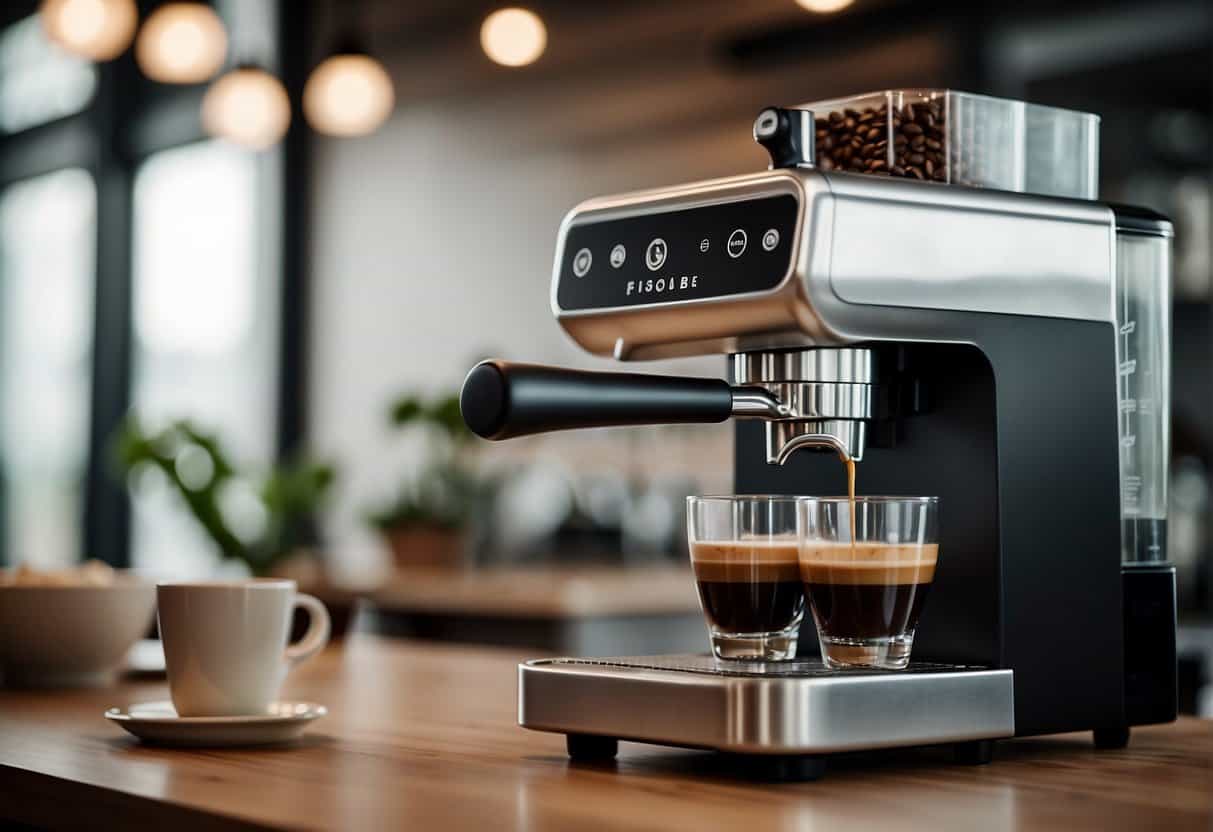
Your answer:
[0,0,1210,701]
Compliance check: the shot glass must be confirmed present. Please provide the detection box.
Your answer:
[798,496,939,670]
[686,496,805,661]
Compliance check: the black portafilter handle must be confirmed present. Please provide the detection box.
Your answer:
[460,360,735,440]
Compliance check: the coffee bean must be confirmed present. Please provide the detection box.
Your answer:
[813,99,948,181]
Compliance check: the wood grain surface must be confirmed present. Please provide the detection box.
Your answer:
[0,635,1210,831]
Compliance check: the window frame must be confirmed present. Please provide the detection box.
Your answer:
[0,0,311,568]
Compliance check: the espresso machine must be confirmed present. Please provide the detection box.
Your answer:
[459,90,1177,779]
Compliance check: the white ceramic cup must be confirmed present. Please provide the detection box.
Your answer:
[156,579,331,717]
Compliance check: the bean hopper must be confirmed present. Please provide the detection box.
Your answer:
[459,90,1177,779]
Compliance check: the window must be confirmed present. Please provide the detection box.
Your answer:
[0,168,96,567]
[0,15,96,134]
[130,140,278,577]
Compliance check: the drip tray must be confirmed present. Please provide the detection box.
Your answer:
[519,654,1014,755]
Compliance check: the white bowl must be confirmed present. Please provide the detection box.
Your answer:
[0,575,157,687]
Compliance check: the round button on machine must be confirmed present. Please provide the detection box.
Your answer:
[572,248,592,277]
[727,229,747,259]
[645,238,668,271]
[761,228,780,251]
[609,244,626,268]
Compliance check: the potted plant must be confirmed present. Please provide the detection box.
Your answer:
[113,419,366,639]
[115,419,337,578]
[369,393,481,569]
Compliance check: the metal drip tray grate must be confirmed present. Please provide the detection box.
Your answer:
[544,654,988,678]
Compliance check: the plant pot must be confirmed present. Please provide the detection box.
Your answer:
[384,524,465,570]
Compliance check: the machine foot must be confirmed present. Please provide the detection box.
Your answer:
[566,733,618,762]
[952,739,996,765]
[722,753,827,782]
[1093,725,1131,750]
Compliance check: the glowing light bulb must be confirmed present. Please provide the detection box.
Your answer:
[795,0,855,12]
[136,2,227,84]
[303,54,395,137]
[480,8,546,67]
[40,0,137,61]
[201,66,291,150]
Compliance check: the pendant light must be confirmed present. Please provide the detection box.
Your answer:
[202,63,290,150]
[303,42,395,137]
[201,2,289,150]
[480,7,546,68]
[135,1,228,84]
[794,0,855,12]
[303,0,394,138]
[40,0,137,61]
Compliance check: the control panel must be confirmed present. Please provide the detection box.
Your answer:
[554,194,799,312]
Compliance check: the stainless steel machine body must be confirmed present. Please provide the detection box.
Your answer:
[459,96,1176,775]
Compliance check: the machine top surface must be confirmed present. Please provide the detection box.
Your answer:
[549,169,1121,360]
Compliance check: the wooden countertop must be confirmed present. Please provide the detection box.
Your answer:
[1,636,1211,831]
[369,565,701,618]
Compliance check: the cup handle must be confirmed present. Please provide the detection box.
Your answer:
[284,593,331,668]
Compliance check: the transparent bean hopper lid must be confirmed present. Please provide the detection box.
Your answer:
[796,89,1100,200]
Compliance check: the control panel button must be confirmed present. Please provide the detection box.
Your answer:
[727,229,747,258]
[699,238,710,253]
[609,244,626,268]
[645,238,668,271]
[761,228,780,251]
[572,248,593,277]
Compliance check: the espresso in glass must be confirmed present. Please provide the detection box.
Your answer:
[687,496,805,661]
[798,497,939,670]
[801,543,937,659]
[691,540,803,636]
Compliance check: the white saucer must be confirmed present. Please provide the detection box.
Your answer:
[105,701,327,747]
